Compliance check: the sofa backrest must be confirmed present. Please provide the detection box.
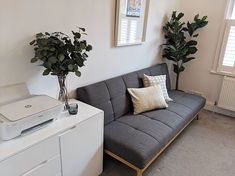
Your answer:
[76,63,171,125]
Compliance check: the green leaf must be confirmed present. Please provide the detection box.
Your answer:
[187,40,197,46]
[172,11,177,19]
[75,57,85,67]
[183,57,195,63]
[58,54,65,61]
[75,71,81,77]
[194,14,199,21]
[49,47,56,51]
[29,40,36,45]
[36,33,44,38]
[43,69,51,76]
[73,65,78,71]
[60,66,66,71]
[82,53,88,58]
[43,62,52,69]
[202,16,208,21]
[68,64,74,71]
[86,45,92,51]
[179,66,185,72]
[177,12,184,20]
[193,34,199,37]
[187,47,198,55]
[79,27,86,32]
[30,58,38,63]
[48,56,57,64]
[72,31,81,39]
[80,43,86,49]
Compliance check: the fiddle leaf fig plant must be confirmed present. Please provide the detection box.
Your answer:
[162,11,208,90]
[30,28,92,77]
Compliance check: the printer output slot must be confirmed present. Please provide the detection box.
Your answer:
[21,119,53,136]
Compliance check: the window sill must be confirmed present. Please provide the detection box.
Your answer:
[210,70,235,78]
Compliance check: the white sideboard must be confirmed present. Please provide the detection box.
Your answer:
[0,100,104,176]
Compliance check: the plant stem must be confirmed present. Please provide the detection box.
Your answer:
[176,73,179,90]
[176,61,180,90]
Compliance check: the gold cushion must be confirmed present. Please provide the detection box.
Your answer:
[128,85,168,115]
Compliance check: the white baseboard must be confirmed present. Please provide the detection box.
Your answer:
[204,101,235,118]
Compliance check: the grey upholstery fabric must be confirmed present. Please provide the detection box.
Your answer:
[76,63,206,169]
[105,77,132,119]
[169,90,206,116]
[104,120,162,169]
[76,82,114,125]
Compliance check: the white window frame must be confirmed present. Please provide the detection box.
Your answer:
[212,0,235,76]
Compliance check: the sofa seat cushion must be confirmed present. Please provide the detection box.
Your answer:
[117,114,173,145]
[168,90,206,116]
[104,120,162,169]
[142,109,185,133]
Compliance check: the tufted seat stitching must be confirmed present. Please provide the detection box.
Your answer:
[116,120,163,144]
[141,113,179,130]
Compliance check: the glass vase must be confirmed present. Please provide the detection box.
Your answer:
[57,75,69,110]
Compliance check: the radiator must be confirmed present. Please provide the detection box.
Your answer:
[218,76,235,112]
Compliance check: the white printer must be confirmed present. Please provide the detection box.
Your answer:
[0,83,63,140]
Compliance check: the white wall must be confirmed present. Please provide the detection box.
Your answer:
[0,0,179,98]
[176,0,227,105]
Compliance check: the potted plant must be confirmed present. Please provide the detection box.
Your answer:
[30,28,92,110]
[162,11,208,90]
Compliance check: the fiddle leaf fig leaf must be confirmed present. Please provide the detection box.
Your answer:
[179,66,185,72]
[36,33,44,38]
[30,57,38,63]
[30,40,36,45]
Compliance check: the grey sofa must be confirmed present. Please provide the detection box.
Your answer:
[76,63,206,176]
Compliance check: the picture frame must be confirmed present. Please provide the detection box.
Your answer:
[115,0,149,47]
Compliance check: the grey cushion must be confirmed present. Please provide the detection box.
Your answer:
[169,90,206,115]
[104,120,162,169]
[117,114,173,145]
[76,82,114,125]
[106,76,132,119]
[143,109,185,133]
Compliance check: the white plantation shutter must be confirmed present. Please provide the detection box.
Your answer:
[217,0,235,74]
[218,20,235,74]
[223,26,235,66]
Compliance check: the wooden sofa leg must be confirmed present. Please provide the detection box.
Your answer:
[137,169,143,176]
[196,114,199,120]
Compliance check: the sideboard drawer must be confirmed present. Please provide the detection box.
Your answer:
[22,155,61,176]
[0,136,59,176]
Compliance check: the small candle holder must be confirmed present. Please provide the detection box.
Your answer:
[68,103,78,115]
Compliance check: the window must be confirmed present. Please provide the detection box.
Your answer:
[218,0,235,75]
